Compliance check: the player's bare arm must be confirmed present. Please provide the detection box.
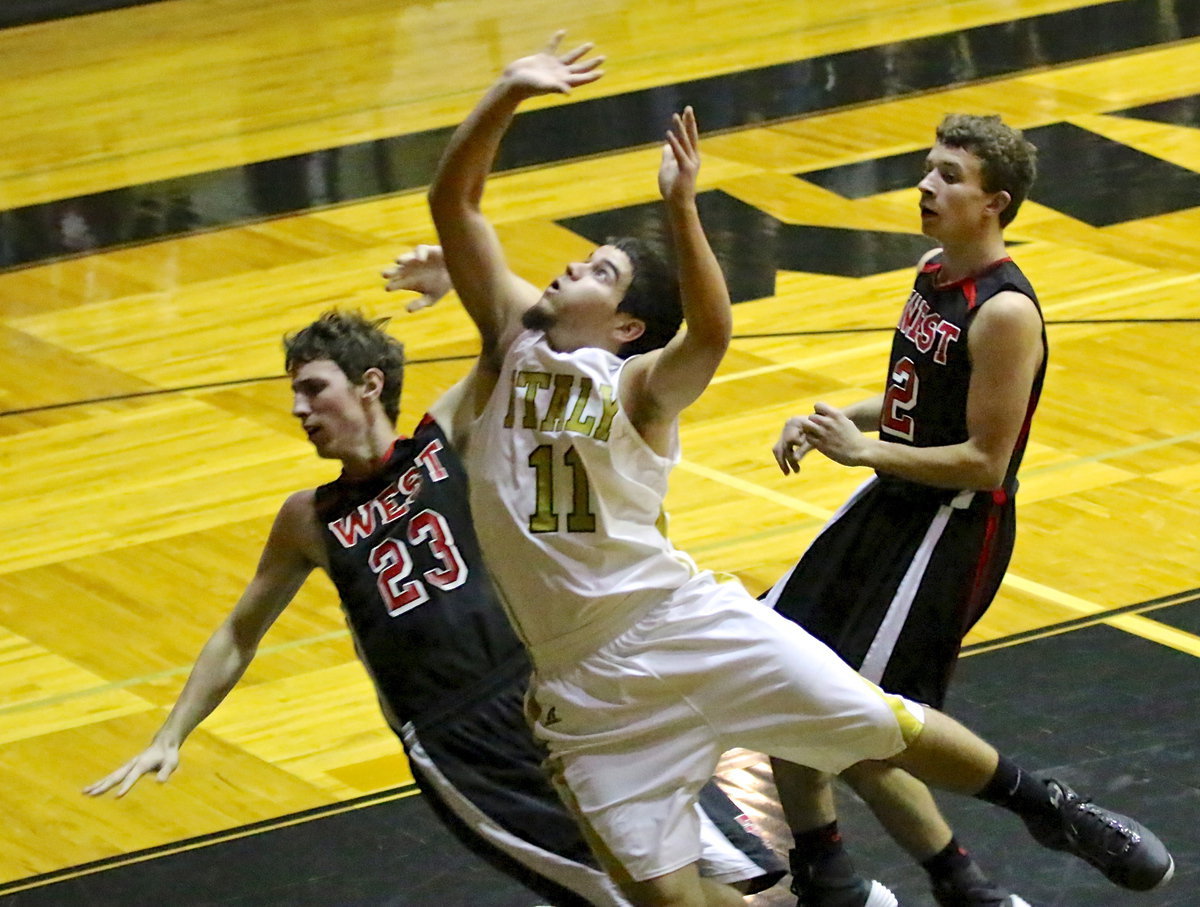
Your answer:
[427,32,603,375]
[84,492,322,798]
[623,107,731,454]
[776,251,934,473]
[841,393,886,431]
[806,292,1042,489]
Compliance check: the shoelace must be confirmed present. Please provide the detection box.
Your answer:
[1072,801,1142,856]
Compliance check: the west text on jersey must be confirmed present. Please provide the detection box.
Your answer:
[897,291,962,365]
[326,440,451,548]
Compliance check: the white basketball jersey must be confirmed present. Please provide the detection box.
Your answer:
[465,330,697,665]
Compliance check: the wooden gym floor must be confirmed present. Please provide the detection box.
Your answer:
[0,0,1197,904]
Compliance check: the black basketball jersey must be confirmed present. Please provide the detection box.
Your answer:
[314,415,526,727]
[878,255,1047,492]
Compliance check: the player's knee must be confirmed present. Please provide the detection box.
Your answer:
[772,758,833,793]
[840,759,898,801]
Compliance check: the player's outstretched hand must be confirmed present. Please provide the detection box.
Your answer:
[659,106,701,206]
[503,30,604,99]
[773,415,815,475]
[83,739,180,799]
[382,244,452,312]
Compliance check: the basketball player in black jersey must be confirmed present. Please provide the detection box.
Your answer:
[84,309,784,905]
[762,115,1049,907]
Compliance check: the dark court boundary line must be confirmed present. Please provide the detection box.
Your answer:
[5,0,1196,274]
[961,587,1200,656]
[1,586,1195,897]
[0,354,472,418]
[4,317,1197,419]
[0,0,167,29]
[734,317,1200,341]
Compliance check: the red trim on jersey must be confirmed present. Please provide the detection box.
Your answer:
[1012,391,1040,458]
[382,436,404,462]
[415,412,436,431]
[963,279,978,309]
[339,435,406,483]
[962,488,1007,635]
[928,257,1013,294]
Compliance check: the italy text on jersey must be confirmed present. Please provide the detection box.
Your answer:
[503,370,618,441]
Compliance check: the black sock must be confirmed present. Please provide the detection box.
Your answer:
[921,837,973,882]
[791,821,857,882]
[976,754,1055,822]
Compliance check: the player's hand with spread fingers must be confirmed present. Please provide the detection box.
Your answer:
[382,244,452,312]
[502,30,604,100]
[83,738,180,798]
[803,401,869,467]
[773,415,816,475]
[658,106,701,207]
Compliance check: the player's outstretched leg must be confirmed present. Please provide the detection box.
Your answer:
[893,711,1174,894]
[1018,777,1174,891]
[838,761,1028,907]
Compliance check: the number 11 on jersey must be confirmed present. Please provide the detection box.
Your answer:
[527,443,597,533]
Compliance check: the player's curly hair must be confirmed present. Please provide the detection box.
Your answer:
[283,310,405,424]
[936,114,1038,227]
[610,236,683,358]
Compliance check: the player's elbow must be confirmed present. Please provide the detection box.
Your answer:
[426,185,456,225]
[969,454,1008,491]
[428,176,483,220]
[220,615,264,664]
[687,315,732,356]
[699,326,731,355]
[684,331,730,373]
[977,471,1006,492]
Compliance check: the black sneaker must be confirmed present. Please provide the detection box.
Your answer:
[1022,778,1174,891]
[931,862,1031,907]
[793,872,897,907]
[790,847,897,907]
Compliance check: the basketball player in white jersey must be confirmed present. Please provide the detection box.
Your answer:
[422,31,1173,907]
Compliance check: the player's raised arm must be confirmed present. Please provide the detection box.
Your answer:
[427,32,603,370]
[83,494,318,798]
[628,107,731,433]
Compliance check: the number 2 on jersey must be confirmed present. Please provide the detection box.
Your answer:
[367,509,468,617]
[881,356,919,441]
[528,444,596,533]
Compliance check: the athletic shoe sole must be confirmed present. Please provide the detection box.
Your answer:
[864,879,899,907]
